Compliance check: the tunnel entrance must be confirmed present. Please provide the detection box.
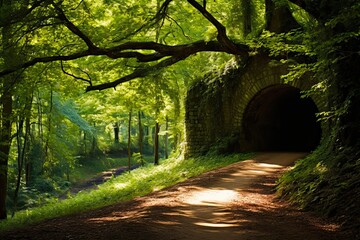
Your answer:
[242,85,322,152]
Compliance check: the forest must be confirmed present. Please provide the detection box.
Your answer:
[0,0,359,236]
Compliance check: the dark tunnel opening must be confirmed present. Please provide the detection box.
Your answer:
[242,85,322,152]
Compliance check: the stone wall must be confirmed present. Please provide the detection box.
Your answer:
[185,54,327,157]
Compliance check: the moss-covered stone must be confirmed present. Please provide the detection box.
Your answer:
[185,54,324,157]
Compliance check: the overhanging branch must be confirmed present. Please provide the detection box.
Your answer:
[50,0,98,50]
[60,61,92,86]
[0,40,250,78]
[186,0,246,57]
[85,56,184,91]
[0,0,251,92]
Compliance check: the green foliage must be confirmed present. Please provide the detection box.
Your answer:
[7,155,152,213]
[0,153,253,232]
[275,3,360,232]
[6,175,69,212]
[0,0,359,232]
[277,139,360,227]
[132,152,144,165]
[208,133,241,155]
[247,29,314,57]
[277,142,329,206]
[7,185,59,211]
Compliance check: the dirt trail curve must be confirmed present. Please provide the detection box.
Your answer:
[1,152,351,240]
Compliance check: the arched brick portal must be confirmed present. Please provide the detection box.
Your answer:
[241,85,322,151]
[185,55,326,157]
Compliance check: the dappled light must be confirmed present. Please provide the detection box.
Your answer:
[0,153,347,240]
[184,189,239,206]
[55,153,341,240]
[194,222,240,228]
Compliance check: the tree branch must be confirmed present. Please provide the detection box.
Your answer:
[186,0,247,57]
[85,41,250,91]
[60,61,92,86]
[50,0,98,50]
[0,0,251,92]
[0,49,95,77]
[86,56,183,91]
[0,40,249,77]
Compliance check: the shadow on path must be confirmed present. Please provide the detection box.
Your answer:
[1,153,352,240]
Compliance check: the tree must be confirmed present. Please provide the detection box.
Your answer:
[113,122,120,144]
[0,31,13,219]
[0,0,19,219]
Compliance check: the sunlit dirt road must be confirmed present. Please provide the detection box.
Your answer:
[1,153,350,240]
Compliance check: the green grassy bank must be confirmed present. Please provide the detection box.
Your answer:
[0,153,252,232]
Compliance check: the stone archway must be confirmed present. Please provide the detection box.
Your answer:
[241,84,322,152]
[185,55,327,157]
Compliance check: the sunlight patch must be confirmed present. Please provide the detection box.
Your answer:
[256,163,282,168]
[195,222,239,228]
[183,189,239,206]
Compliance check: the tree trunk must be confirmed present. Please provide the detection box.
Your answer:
[44,89,53,164]
[113,122,119,144]
[138,111,143,165]
[91,122,97,155]
[144,125,149,151]
[127,110,132,170]
[27,118,37,186]
[36,91,45,172]
[0,85,12,219]
[265,0,300,33]
[154,121,160,165]
[25,114,31,186]
[0,5,15,219]
[241,0,252,36]
[165,116,169,159]
[13,116,27,217]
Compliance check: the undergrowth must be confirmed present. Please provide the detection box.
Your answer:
[6,155,151,213]
[0,153,252,233]
[70,155,151,183]
[277,140,360,233]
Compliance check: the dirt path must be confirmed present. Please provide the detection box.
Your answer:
[1,153,350,240]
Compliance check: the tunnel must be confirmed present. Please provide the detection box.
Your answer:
[242,85,322,152]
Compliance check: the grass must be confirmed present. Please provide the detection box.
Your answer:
[0,153,253,233]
